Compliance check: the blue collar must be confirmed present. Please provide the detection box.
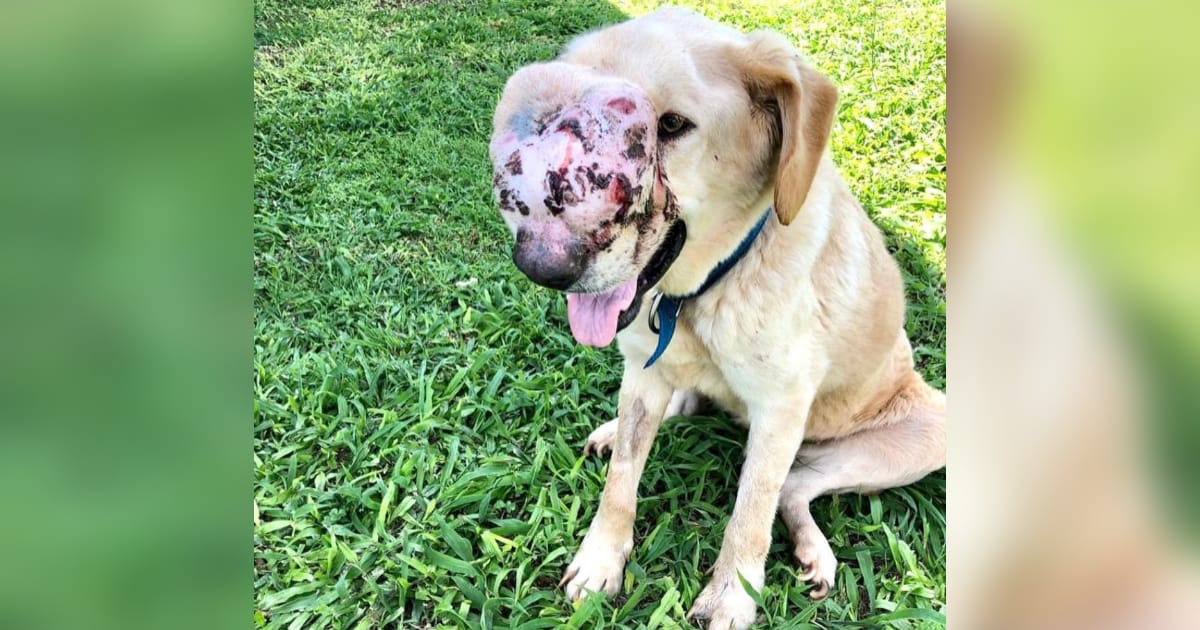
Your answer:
[644,208,772,368]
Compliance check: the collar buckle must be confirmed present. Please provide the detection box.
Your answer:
[647,292,663,334]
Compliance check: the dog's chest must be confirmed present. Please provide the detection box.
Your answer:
[651,307,751,418]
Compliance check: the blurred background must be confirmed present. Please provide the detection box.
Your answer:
[949,0,1200,627]
[0,1,248,629]
[0,0,1197,627]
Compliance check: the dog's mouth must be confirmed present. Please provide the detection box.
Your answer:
[565,220,686,347]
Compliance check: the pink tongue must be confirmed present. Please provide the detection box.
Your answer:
[565,277,638,347]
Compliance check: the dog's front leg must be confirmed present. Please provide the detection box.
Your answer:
[689,394,813,629]
[562,364,672,601]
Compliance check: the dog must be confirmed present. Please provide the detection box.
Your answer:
[488,7,945,628]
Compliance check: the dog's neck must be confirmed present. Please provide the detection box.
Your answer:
[655,198,775,296]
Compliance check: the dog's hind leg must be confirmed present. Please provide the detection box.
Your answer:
[584,388,700,457]
[779,379,946,599]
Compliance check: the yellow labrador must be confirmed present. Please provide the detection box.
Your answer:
[489,7,945,627]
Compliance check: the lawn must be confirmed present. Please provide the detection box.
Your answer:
[253,0,945,627]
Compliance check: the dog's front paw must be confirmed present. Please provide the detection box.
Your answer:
[560,533,631,601]
[583,418,618,457]
[688,573,759,629]
[793,528,837,599]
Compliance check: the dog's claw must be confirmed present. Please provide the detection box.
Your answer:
[793,532,837,601]
[583,418,619,458]
[562,532,630,601]
[558,565,579,588]
[798,561,815,581]
[688,574,758,630]
[808,579,831,600]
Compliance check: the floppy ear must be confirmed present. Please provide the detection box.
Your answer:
[735,32,838,225]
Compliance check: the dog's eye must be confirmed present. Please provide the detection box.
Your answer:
[657,113,694,140]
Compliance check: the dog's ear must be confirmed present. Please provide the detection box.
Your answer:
[734,32,837,225]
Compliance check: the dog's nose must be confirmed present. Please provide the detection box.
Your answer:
[512,227,585,290]
[490,71,659,229]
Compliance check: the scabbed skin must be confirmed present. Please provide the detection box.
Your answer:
[490,62,678,346]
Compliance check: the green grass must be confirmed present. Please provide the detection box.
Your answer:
[253,0,945,627]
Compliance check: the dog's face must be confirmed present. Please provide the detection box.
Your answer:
[489,8,836,347]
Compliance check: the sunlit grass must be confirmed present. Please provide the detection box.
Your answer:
[254,0,944,626]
